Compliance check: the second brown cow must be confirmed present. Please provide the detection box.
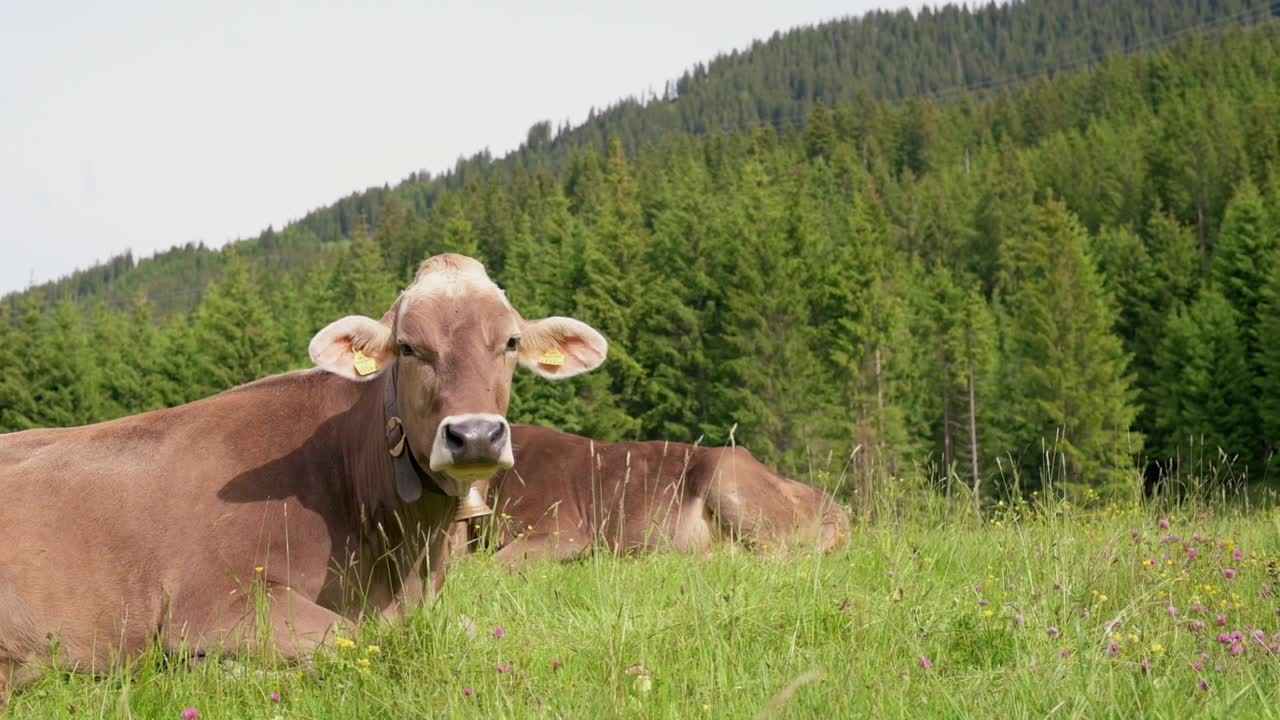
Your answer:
[458,425,850,565]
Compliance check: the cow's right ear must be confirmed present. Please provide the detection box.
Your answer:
[309,315,395,381]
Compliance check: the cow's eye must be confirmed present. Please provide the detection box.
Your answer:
[399,343,415,358]
[505,336,521,352]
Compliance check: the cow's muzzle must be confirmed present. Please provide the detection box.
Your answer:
[429,413,514,495]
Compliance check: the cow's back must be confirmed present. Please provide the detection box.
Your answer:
[0,413,192,669]
[0,370,363,670]
[693,446,850,552]
[485,426,849,560]
[492,426,711,555]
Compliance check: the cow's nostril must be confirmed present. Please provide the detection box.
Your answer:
[443,423,465,452]
[488,422,506,446]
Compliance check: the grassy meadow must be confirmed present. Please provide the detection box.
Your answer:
[7,485,1280,719]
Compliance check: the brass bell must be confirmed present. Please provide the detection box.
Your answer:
[455,484,493,522]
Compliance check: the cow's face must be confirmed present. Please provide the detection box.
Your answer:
[309,254,606,497]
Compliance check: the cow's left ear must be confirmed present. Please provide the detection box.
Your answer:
[518,317,607,379]
[309,315,395,381]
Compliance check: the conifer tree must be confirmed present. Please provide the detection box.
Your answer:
[373,195,426,282]
[1092,226,1167,445]
[89,301,146,421]
[915,267,998,501]
[570,137,649,440]
[974,144,1037,291]
[1144,209,1201,315]
[630,147,720,441]
[268,272,310,368]
[1154,289,1255,470]
[996,200,1139,495]
[813,185,901,459]
[1253,251,1280,456]
[124,293,169,412]
[154,315,198,407]
[803,102,837,161]
[712,154,827,466]
[27,299,100,428]
[426,194,481,259]
[0,303,26,432]
[332,223,400,321]
[190,252,287,399]
[0,292,45,430]
[504,211,586,433]
[1213,179,1275,358]
[300,262,340,346]
[956,282,999,507]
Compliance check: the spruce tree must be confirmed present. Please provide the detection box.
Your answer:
[124,293,169,412]
[300,262,340,346]
[154,315,198,407]
[996,200,1139,495]
[915,267,998,502]
[0,303,26,432]
[570,137,649,440]
[1213,179,1275,357]
[631,147,719,441]
[89,301,146,421]
[812,184,906,464]
[712,154,827,467]
[190,252,287,399]
[29,299,100,428]
[1254,250,1280,456]
[373,195,426,282]
[425,194,481,259]
[268,272,310,368]
[504,211,587,434]
[333,223,400,321]
[1154,289,1255,472]
[2,291,47,430]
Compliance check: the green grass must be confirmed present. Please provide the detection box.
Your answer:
[8,499,1280,719]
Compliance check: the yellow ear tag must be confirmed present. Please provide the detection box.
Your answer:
[352,349,379,377]
[538,348,566,367]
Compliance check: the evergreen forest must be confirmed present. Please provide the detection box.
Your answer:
[6,3,1280,502]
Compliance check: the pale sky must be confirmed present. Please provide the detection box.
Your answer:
[0,1,924,295]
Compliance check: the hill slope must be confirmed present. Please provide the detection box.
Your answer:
[6,18,1280,497]
[8,0,1277,314]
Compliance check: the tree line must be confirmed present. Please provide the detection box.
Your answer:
[4,24,1280,504]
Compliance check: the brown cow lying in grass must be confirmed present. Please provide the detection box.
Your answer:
[0,254,606,704]
[454,425,850,565]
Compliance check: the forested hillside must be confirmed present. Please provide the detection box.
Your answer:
[7,7,1280,499]
[4,18,1280,502]
[10,0,1277,316]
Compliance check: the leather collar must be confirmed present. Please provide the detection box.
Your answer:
[383,362,446,502]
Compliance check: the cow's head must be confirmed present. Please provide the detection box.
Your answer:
[309,254,606,497]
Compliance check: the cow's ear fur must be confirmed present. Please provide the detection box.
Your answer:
[518,317,608,379]
[309,315,395,381]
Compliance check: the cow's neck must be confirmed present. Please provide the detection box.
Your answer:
[309,372,456,581]
[300,370,456,615]
[349,371,455,531]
